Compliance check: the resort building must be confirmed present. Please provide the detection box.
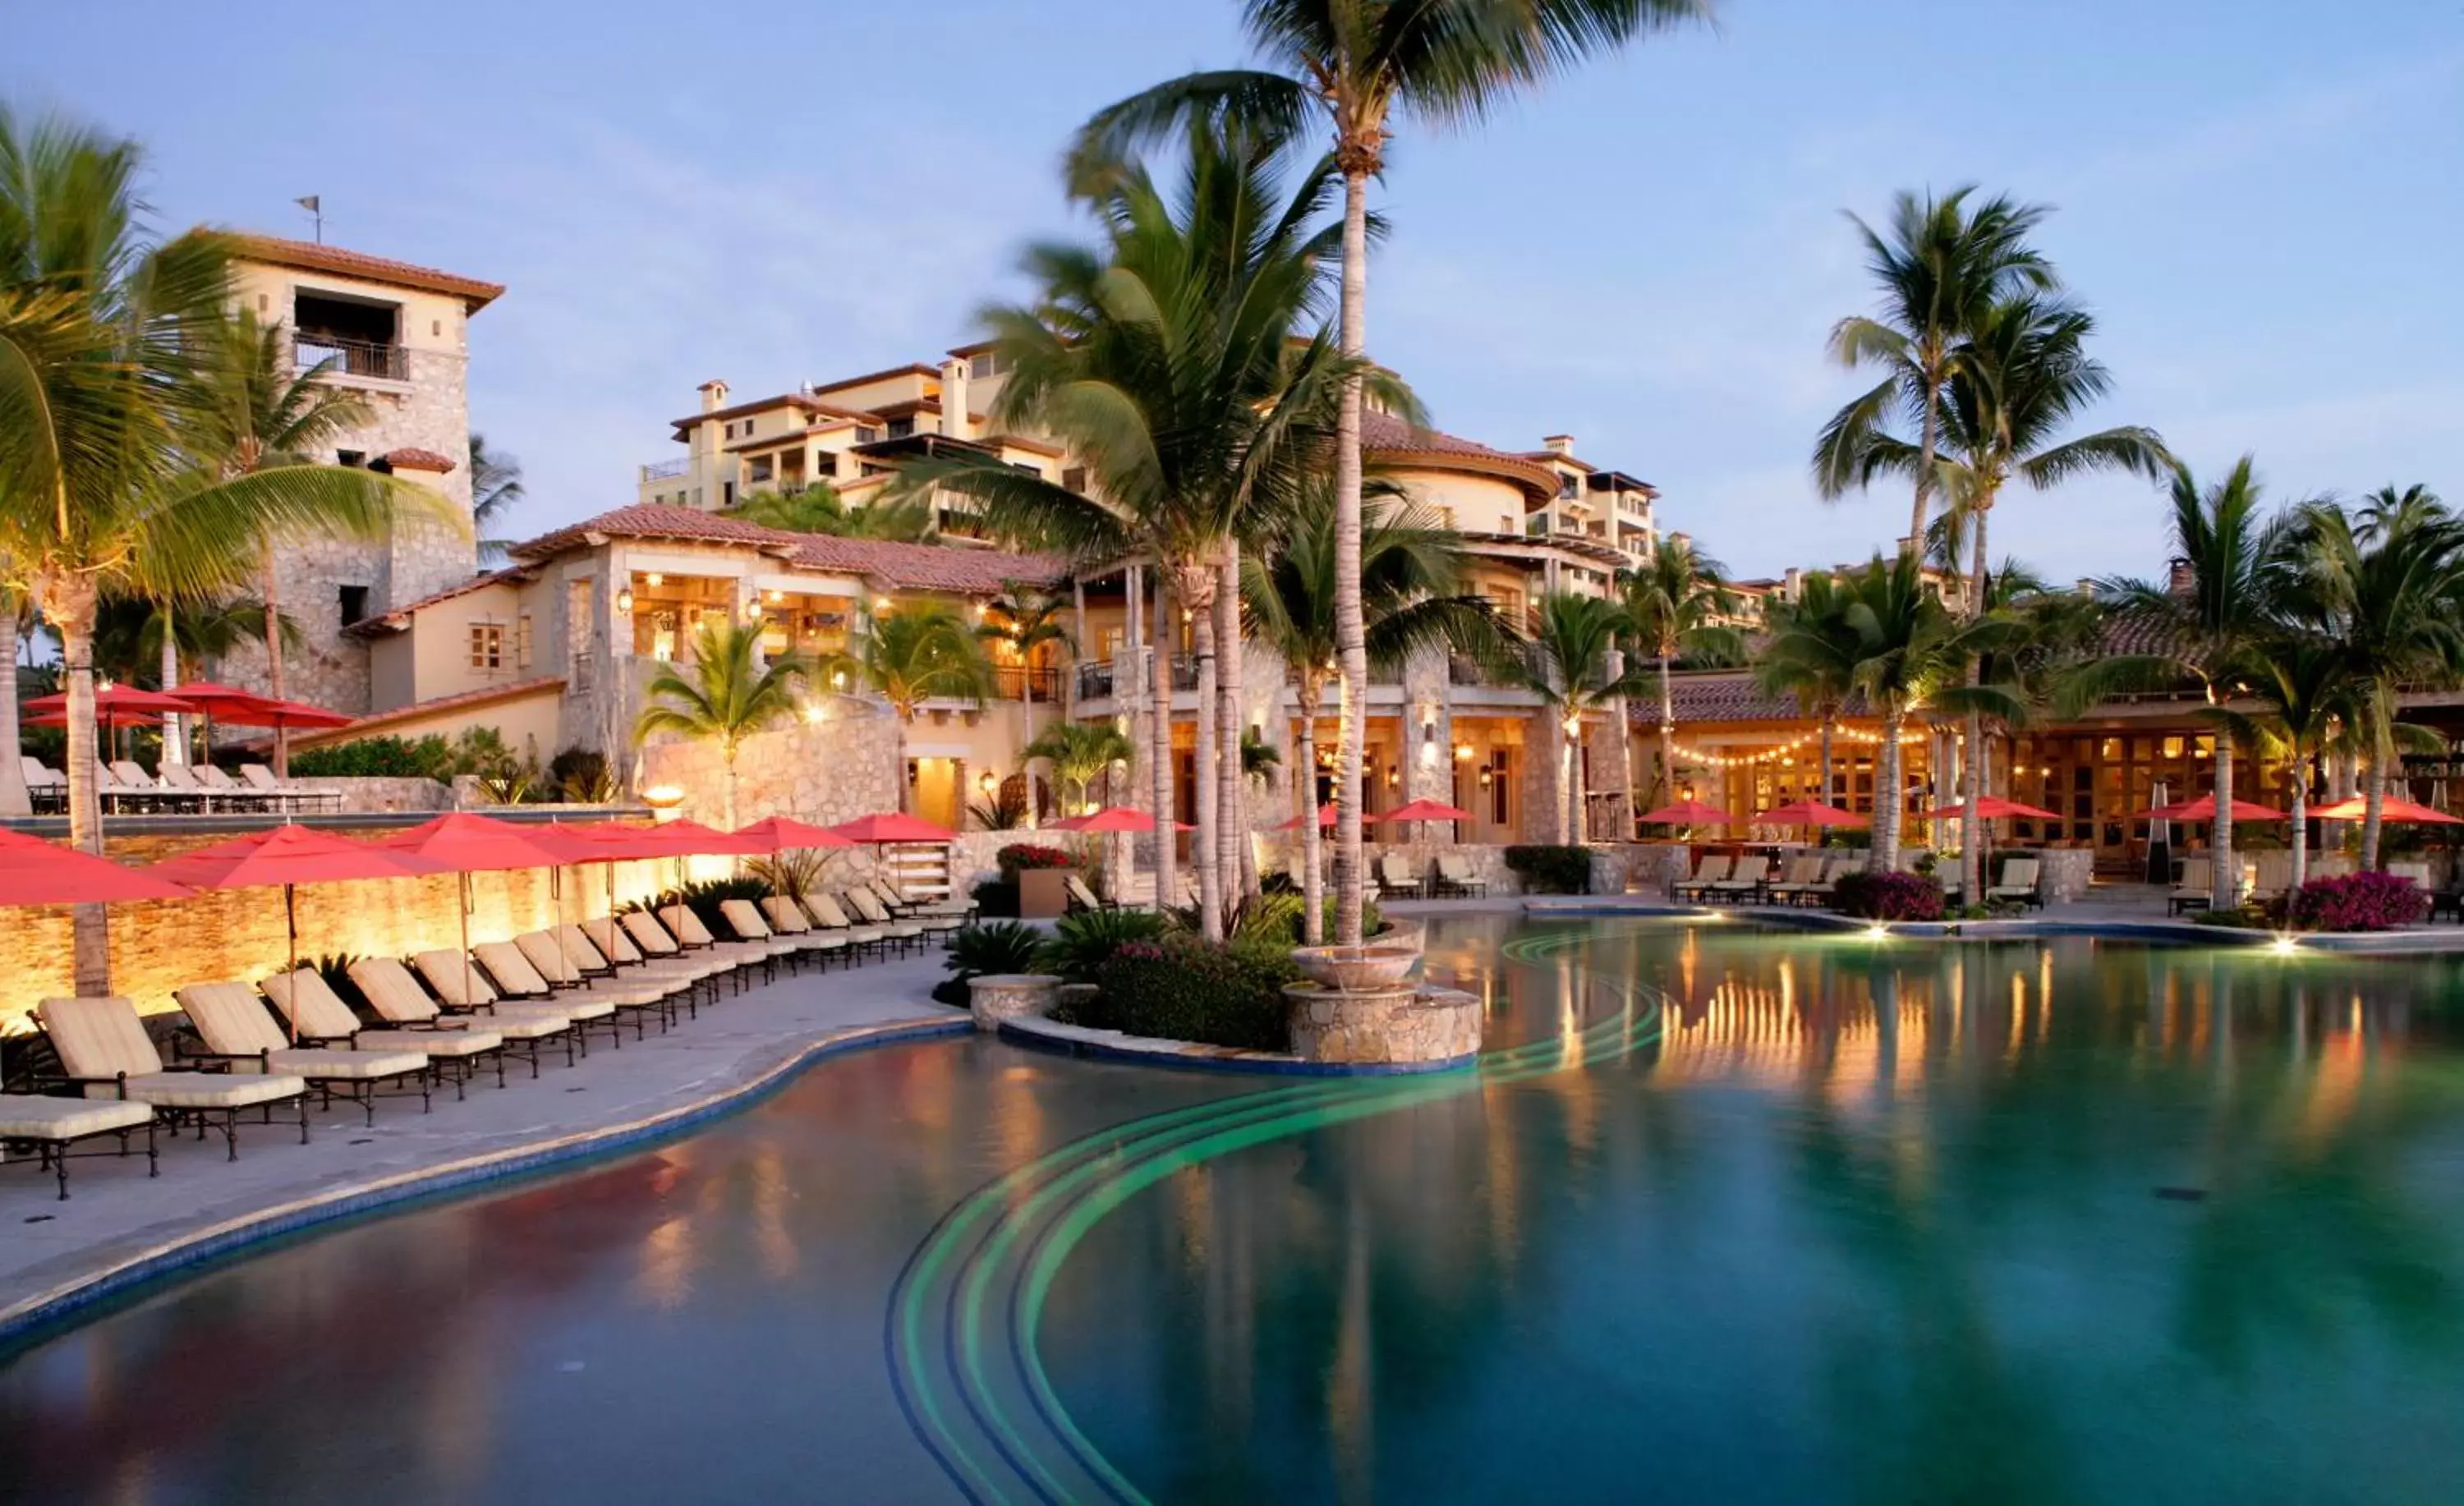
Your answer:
[216,236,504,715]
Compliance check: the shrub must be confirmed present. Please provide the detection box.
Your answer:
[653,877,773,937]
[549,747,618,803]
[2191,906,2269,930]
[1504,845,1592,894]
[996,843,1078,878]
[972,878,1020,917]
[2282,870,2430,933]
[1829,870,1944,921]
[311,953,367,1013]
[289,734,456,780]
[1072,933,1298,1051]
[1222,891,1382,947]
[947,921,1045,978]
[1037,907,1167,981]
[746,847,829,904]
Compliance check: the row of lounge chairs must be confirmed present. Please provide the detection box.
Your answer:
[2165,852,2410,915]
[1673,852,2045,909]
[1269,853,1490,900]
[21,756,342,815]
[0,879,968,1198]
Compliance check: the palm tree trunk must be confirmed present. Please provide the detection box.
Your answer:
[1298,676,1325,946]
[1908,364,1940,558]
[1960,504,1989,903]
[1190,576,1223,942]
[1569,714,1588,845]
[1872,709,1904,873]
[723,745,739,830]
[2362,740,2388,870]
[2213,724,2237,909]
[159,608,185,766]
[0,608,28,817]
[1618,690,1639,839]
[1148,577,1177,917]
[45,576,111,993]
[1657,650,1677,813]
[1818,714,1836,808]
[1216,549,1250,916]
[1331,164,1371,948]
[262,541,290,778]
[2287,767,2309,898]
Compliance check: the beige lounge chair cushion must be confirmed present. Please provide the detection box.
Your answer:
[623,911,684,955]
[465,1008,572,1041]
[253,1047,428,1079]
[412,951,498,1008]
[840,891,922,935]
[513,930,589,986]
[261,969,365,1041]
[38,995,168,1079]
[719,900,802,956]
[352,958,448,1024]
[96,1071,307,1109]
[352,1026,502,1057]
[583,916,645,962]
[474,942,554,998]
[803,895,884,943]
[174,981,292,1056]
[0,1095,153,1140]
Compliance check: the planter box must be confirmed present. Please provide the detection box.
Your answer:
[1018,868,1070,919]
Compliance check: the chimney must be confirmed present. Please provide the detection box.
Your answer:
[697,379,729,414]
[1542,434,1575,457]
[2075,577,2096,597]
[940,357,970,440]
[1782,566,1804,600]
[2167,558,2193,595]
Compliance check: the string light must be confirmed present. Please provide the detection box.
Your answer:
[1661,725,1928,769]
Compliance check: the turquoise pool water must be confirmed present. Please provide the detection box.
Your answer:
[6,916,2463,1503]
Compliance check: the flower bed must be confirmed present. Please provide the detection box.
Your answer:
[1828,870,1945,922]
[2278,871,2429,932]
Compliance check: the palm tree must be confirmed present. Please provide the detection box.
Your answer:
[1077,0,1712,946]
[2272,485,2464,868]
[1617,535,1742,824]
[1023,719,1135,816]
[1814,186,2060,557]
[1754,572,1861,808]
[1844,294,2170,897]
[825,604,995,815]
[1246,487,1511,939]
[0,108,457,989]
[88,588,295,756]
[977,581,1074,776]
[2085,459,2292,909]
[1506,593,1653,845]
[911,122,1364,939]
[728,481,939,542]
[469,431,523,564]
[2242,635,2356,896]
[632,618,811,829]
[191,305,407,776]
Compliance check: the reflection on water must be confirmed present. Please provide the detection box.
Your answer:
[5,918,2463,1504]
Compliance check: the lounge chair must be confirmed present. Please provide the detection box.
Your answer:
[1763,854,1827,905]
[399,953,584,1070]
[2386,861,2434,892]
[868,879,966,931]
[1435,853,1489,898]
[716,900,815,971]
[1986,856,2043,909]
[759,897,854,969]
[801,894,890,960]
[1377,852,1426,899]
[838,889,926,953]
[20,756,67,814]
[658,903,780,982]
[262,967,505,1096]
[469,944,624,1048]
[2169,857,2215,916]
[1064,874,1111,913]
[194,763,276,812]
[37,995,308,1160]
[0,1093,155,1198]
[1800,853,1858,908]
[585,915,724,1001]
[1708,856,1772,903]
[513,930,674,1038]
[173,980,431,1126]
[239,762,338,814]
[1671,854,1731,903]
[2245,850,2292,906]
[614,911,729,1012]
[350,956,572,1077]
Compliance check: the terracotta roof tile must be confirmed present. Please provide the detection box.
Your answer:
[507,504,1065,594]
[1361,411,1560,507]
[229,234,503,311]
[344,567,531,638]
[382,446,455,473]
[509,504,802,561]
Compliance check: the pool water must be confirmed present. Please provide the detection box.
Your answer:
[6,916,2463,1504]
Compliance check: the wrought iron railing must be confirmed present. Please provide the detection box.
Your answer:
[1077,662,1115,701]
[295,333,409,382]
[994,665,1062,703]
[640,457,691,481]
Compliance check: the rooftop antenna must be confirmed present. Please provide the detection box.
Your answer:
[295,195,323,243]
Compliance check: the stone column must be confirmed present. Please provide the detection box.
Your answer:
[1521,707,1566,843]
[1400,645,1455,806]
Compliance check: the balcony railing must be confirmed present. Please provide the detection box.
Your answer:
[295,333,409,383]
[640,457,691,482]
[994,665,1062,704]
[1077,662,1116,701]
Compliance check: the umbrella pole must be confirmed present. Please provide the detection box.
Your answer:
[460,873,476,1009]
[283,883,300,1046]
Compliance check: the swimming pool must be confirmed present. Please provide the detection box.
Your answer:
[6,916,2462,1503]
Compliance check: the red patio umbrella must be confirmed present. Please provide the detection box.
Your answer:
[1273,803,1339,832]
[1370,797,1473,843]
[1919,796,2065,821]
[2138,794,2289,822]
[149,825,445,1042]
[1636,798,1739,827]
[379,813,604,992]
[0,829,193,1082]
[732,815,858,850]
[1050,806,1190,834]
[1754,800,1868,827]
[832,813,958,844]
[27,685,199,763]
[2307,795,2463,824]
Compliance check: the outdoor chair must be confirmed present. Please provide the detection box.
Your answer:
[240,763,338,814]
[36,994,308,1161]
[98,761,162,815]
[1708,856,1772,903]
[2169,857,2214,916]
[612,912,727,1014]
[407,950,590,1064]
[582,915,722,1002]
[352,956,572,1077]
[473,943,624,1048]
[0,1092,154,1199]
[1671,854,1731,903]
[173,980,431,1126]
[1986,857,2044,910]
[514,930,673,1037]
[802,894,891,959]
[1064,874,1111,912]
[656,904,776,985]
[263,967,506,1096]
[2246,851,2292,906]
[1763,854,1827,904]
[716,900,813,971]
[839,889,927,953]
[20,755,67,813]
[870,879,966,931]
[2386,861,2434,893]
[195,764,278,812]
[1377,852,1426,899]
[1800,853,1857,908]
[758,897,854,970]
[1437,853,1489,898]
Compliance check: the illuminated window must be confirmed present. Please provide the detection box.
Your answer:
[468,623,505,671]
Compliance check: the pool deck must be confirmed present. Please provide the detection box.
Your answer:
[0,951,966,1346]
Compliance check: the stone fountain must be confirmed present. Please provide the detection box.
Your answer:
[1285,921,1481,1068]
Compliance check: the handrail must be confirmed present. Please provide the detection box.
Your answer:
[295,333,408,382]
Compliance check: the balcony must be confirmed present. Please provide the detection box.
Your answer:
[1077,662,1115,701]
[994,665,1062,704]
[640,457,691,483]
[296,333,408,383]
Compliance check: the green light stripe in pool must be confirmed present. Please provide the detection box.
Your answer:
[7,915,2464,1504]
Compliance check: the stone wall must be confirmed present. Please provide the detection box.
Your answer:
[635,696,903,826]
[296,777,456,814]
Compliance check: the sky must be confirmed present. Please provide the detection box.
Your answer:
[9,1,2462,582]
